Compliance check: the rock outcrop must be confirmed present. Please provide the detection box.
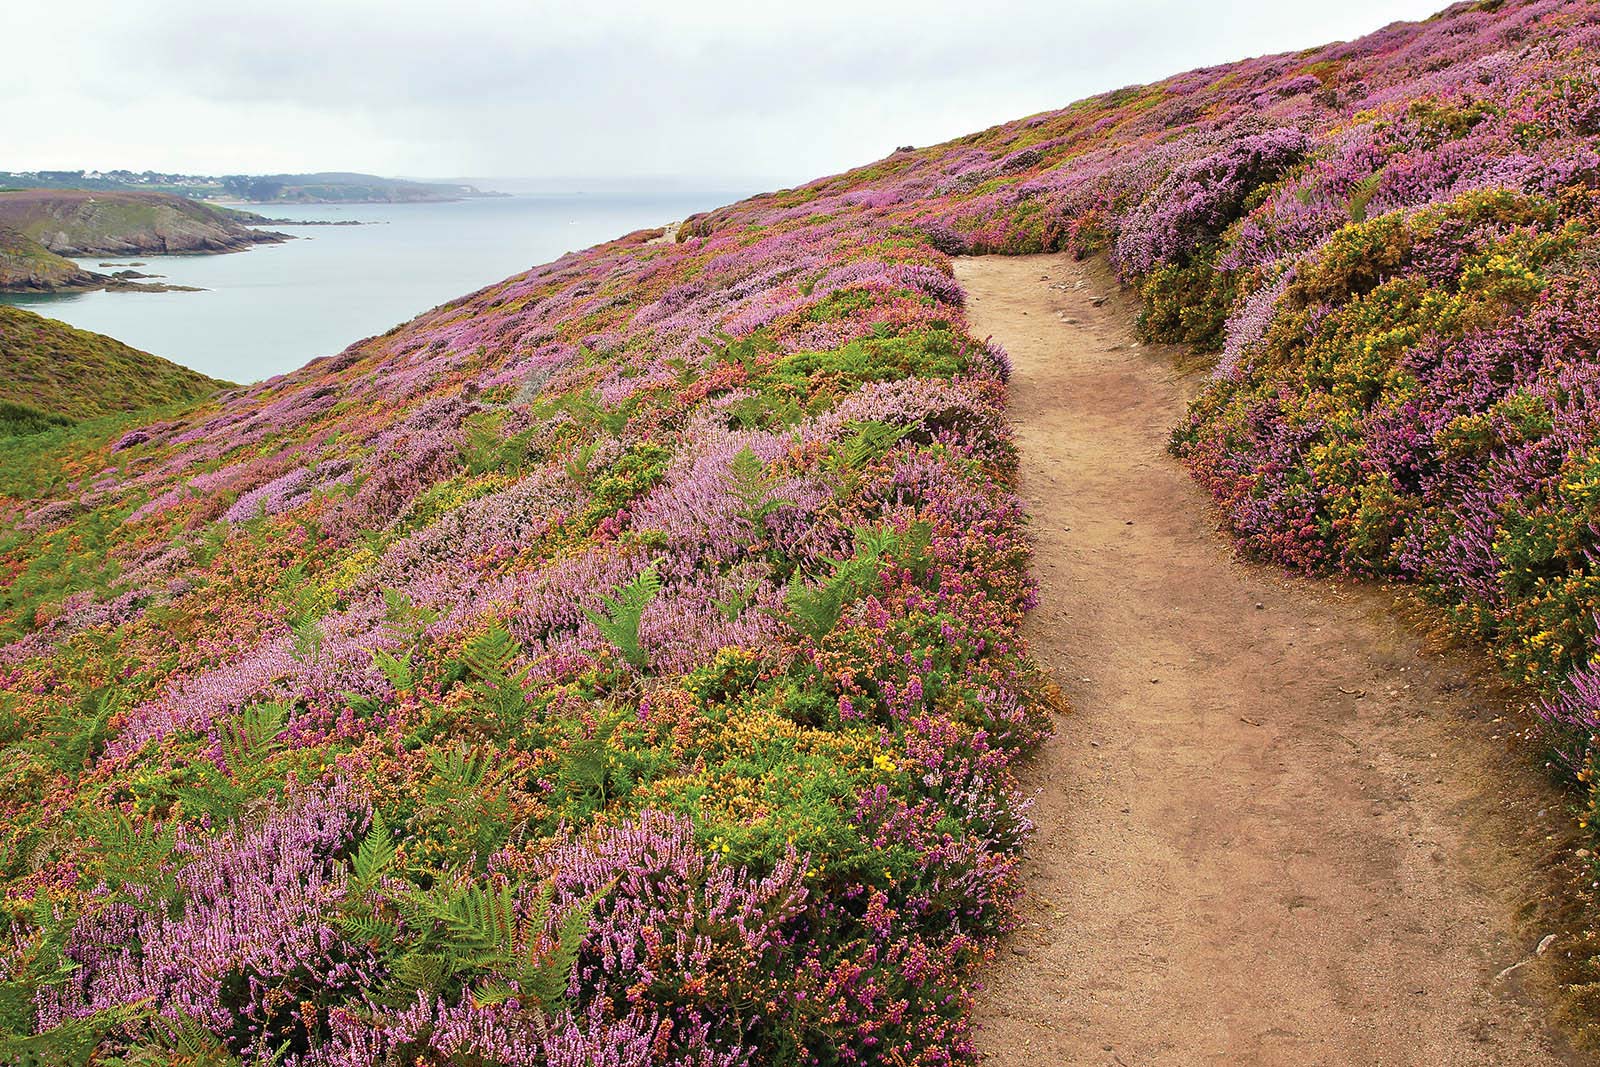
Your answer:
[0,225,104,291]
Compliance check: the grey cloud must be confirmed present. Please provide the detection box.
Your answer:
[3,0,1445,182]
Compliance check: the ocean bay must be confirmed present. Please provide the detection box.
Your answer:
[0,188,742,382]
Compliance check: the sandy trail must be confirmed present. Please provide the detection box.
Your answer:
[958,253,1592,1067]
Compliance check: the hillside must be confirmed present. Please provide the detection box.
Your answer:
[1,1,1598,1063]
[0,189,287,256]
[0,306,229,428]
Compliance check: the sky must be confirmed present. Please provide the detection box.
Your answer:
[4,0,1447,189]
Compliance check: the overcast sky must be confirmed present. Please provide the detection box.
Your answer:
[5,0,1444,188]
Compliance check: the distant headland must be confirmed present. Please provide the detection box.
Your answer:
[0,169,506,204]
[0,189,291,293]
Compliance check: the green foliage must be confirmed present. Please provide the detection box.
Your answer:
[165,702,289,823]
[583,565,662,669]
[728,447,792,527]
[372,648,415,692]
[1346,171,1384,223]
[825,420,916,498]
[461,625,533,735]
[0,305,228,422]
[0,488,131,642]
[699,330,767,376]
[33,685,122,777]
[351,810,397,891]
[347,870,594,1014]
[786,523,933,638]
[460,409,539,477]
[381,587,438,654]
[426,747,500,814]
[407,746,517,869]
[564,440,599,484]
[191,523,232,569]
[724,391,801,431]
[575,443,672,532]
[1,1006,150,1067]
[713,578,760,623]
[840,421,914,470]
[289,614,322,664]
[75,810,184,903]
[276,564,330,664]
[1137,253,1236,351]
[217,702,288,776]
[0,401,73,438]
[762,328,968,410]
[121,1013,261,1066]
[0,899,80,1059]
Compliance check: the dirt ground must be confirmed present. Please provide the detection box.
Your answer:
[957,253,1596,1067]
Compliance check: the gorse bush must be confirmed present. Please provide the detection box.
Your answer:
[5,0,1600,1061]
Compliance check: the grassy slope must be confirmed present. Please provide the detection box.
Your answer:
[0,306,229,425]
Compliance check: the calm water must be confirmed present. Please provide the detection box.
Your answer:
[0,189,744,382]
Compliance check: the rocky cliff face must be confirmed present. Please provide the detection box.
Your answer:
[0,190,288,256]
[0,225,103,291]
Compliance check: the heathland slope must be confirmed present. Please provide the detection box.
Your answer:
[0,306,230,428]
[0,189,286,256]
[2,1,1598,1063]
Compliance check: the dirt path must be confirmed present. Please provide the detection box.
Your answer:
[958,253,1593,1067]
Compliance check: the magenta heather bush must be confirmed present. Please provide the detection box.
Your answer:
[40,783,371,1054]
[1113,127,1311,275]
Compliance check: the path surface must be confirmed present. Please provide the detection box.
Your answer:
[958,254,1592,1067]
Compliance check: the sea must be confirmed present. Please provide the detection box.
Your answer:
[0,185,750,383]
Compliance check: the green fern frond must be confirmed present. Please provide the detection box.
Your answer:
[728,447,793,528]
[461,410,507,475]
[460,624,532,735]
[217,702,287,776]
[463,625,519,683]
[582,564,661,670]
[427,745,497,800]
[1,1002,150,1067]
[372,648,415,692]
[381,587,438,652]
[35,686,120,776]
[289,613,323,663]
[564,440,599,484]
[785,522,934,639]
[352,811,397,888]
